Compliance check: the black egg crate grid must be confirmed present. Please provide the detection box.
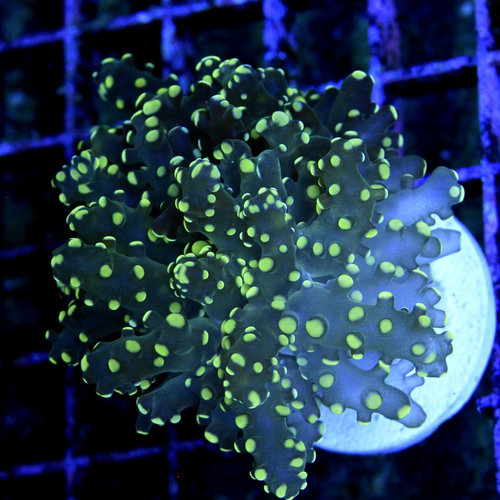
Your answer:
[0,0,499,498]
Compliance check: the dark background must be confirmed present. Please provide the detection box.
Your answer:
[0,0,497,498]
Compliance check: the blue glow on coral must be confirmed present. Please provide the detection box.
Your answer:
[46,54,464,499]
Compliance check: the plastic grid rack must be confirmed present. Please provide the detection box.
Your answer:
[1,0,499,499]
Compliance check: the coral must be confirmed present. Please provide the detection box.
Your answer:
[47,54,464,499]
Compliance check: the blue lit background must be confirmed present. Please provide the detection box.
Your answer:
[0,1,498,498]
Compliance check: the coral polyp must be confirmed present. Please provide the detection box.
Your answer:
[47,54,464,499]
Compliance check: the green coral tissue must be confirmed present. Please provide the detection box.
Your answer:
[47,54,465,499]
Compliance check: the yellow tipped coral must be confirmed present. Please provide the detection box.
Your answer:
[47,55,464,499]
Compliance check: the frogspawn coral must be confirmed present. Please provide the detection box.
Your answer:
[47,54,464,499]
